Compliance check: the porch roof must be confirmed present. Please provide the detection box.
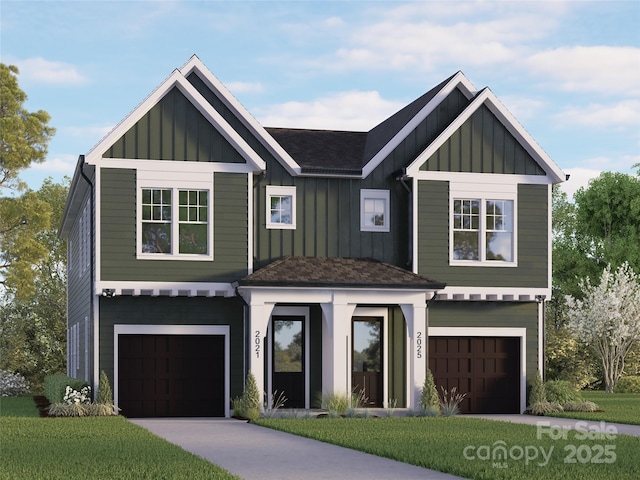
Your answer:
[239,256,446,290]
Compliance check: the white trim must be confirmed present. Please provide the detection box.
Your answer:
[136,171,214,261]
[85,69,265,172]
[415,170,553,185]
[265,185,297,230]
[179,55,299,176]
[353,306,389,408]
[95,158,257,174]
[436,286,551,302]
[95,281,235,297]
[360,189,390,232]
[269,306,310,409]
[405,88,565,183]
[113,324,231,417]
[363,72,477,178]
[428,327,527,413]
[247,172,254,274]
[95,167,102,288]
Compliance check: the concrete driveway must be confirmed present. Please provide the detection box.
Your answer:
[130,418,467,480]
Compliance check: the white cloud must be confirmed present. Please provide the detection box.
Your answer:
[524,46,640,96]
[31,154,77,174]
[63,125,115,139]
[15,57,88,85]
[256,90,404,130]
[559,167,602,199]
[226,81,265,94]
[498,95,547,123]
[324,16,344,28]
[556,99,640,129]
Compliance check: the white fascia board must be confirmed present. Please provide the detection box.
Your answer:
[85,69,265,172]
[96,158,257,174]
[362,72,478,179]
[406,88,565,183]
[414,170,554,185]
[180,56,301,176]
[95,281,236,297]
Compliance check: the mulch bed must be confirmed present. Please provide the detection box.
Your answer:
[33,395,51,417]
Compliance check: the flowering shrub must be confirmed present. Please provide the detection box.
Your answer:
[63,385,92,405]
[0,369,30,397]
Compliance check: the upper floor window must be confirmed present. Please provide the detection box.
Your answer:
[452,197,514,264]
[266,186,296,229]
[360,189,390,232]
[139,187,211,259]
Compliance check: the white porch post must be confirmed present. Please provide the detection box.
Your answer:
[321,297,356,402]
[247,302,275,411]
[401,301,427,409]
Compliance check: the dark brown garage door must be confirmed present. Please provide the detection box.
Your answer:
[429,337,520,413]
[118,334,225,417]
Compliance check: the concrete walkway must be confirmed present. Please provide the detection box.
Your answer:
[130,418,467,480]
[465,414,640,437]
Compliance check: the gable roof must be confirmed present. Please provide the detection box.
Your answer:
[238,256,446,290]
[84,56,266,171]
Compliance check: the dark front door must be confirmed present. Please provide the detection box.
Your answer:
[118,334,225,417]
[352,317,383,407]
[429,336,520,413]
[272,317,305,408]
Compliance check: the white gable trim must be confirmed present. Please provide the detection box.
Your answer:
[362,72,477,178]
[85,67,265,172]
[180,55,300,176]
[405,88,565,183]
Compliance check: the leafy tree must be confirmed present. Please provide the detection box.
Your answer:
[566,262,640,393]
[0,179,68,390]
[574,171,640,271]
[1,63,56,298]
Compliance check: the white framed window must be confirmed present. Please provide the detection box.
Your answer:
[360,189,389,232]
[138,187,211,258]
[451,197,515,265]
[266,186,296,229]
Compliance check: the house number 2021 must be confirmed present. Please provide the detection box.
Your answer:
[254,330,261,358]
[416,332,423,359]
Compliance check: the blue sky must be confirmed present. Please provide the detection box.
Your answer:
[2,1,639,198]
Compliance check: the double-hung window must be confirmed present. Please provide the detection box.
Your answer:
[452,197,515,264]
[138,183,212,260]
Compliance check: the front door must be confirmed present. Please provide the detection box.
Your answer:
[272,316,305,408]
[352,317,383,407]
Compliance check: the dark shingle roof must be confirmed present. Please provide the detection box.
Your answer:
[264,73,458,173]
[239,256,446,290]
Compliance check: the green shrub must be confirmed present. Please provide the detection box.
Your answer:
[530,401,564,415]
[44,375,90,404]
[545,380,582,404]
[48,402,88,417]
[232,372,261,421]
[0,369,30,397]
[97,371,113,405]
[614,376,640,393]
[563,400,599,412]
[528,371,546,406]
[420,369,439,412]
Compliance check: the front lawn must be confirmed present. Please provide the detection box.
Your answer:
[255,416,640,480]
[0,395,39,417]
[1,403,239,480]
[549,392,640,425]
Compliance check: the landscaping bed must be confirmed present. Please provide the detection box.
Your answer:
[547,392,640,425]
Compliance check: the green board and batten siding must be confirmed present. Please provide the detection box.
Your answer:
[417,181,548,287]
[428,301,540,386]
[100,168,248,282]
[98,296,246,401]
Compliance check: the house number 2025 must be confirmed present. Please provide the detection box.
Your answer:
[416,332,423,359]
[254,330,261,358]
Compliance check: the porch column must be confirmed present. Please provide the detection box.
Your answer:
[401,302,427,409]
[321,297,356,403]
[247,302,275,411]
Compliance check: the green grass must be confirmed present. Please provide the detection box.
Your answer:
[0,395,40,417]
[1,414,239,479]
[255,417,640,480]
[548,392,640,425]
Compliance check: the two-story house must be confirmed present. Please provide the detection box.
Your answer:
[60,55,565,417]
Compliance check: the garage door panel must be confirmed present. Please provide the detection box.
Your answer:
[429,336,519,414]
[119,334,225,417]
